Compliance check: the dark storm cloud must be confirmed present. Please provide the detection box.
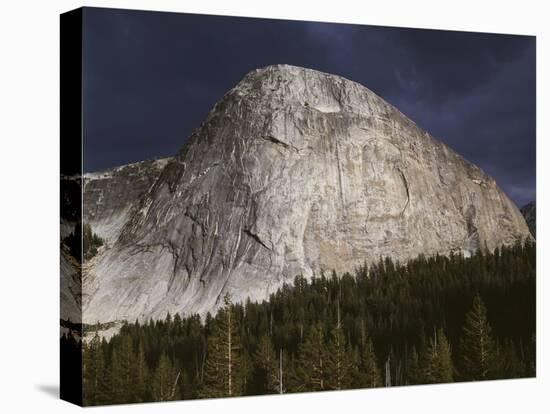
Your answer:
[83,7,535,207]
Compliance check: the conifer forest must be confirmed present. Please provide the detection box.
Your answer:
[61,240,535,405]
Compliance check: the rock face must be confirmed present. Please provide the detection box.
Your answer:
[61,159,170,326]
[60,175,82,325]
[82,64,531,324]
[61,245,82,323]
[83,158,171,244]
[521,201,536,238]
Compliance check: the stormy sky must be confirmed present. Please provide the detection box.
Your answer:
[83,7,536,207]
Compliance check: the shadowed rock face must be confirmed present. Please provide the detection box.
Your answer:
[83,158,171,244]
[82,64,531,324]
[521,201,536,238]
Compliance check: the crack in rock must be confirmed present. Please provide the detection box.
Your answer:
[260,135,299,153]
[397,167,410,217]
[133,241,181,293]
[243,228,272,251]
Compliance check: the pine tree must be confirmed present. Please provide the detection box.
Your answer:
[239,349,253,394]
[493,339,525,379]
[82,222,104,260]
[83,332,107,405]
[355,331,381,388]
[435,331,454,383]
[200,294,241,398]
[326,325,353,390]
[425,329,454,383]
[405,345,422,385]
[292,324,327,392]
[152,353,180,401]
[132,340,149,402]
[110,335,135,403]
[460,295,495,380]
[253,334,279,394]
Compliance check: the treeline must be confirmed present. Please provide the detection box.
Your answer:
[64,240,535,405]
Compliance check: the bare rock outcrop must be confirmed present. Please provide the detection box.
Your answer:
[83,158,171,244]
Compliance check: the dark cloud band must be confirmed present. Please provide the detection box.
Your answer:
[83,7,535,207]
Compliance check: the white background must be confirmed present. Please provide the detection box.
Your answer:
[0,0,548,412]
